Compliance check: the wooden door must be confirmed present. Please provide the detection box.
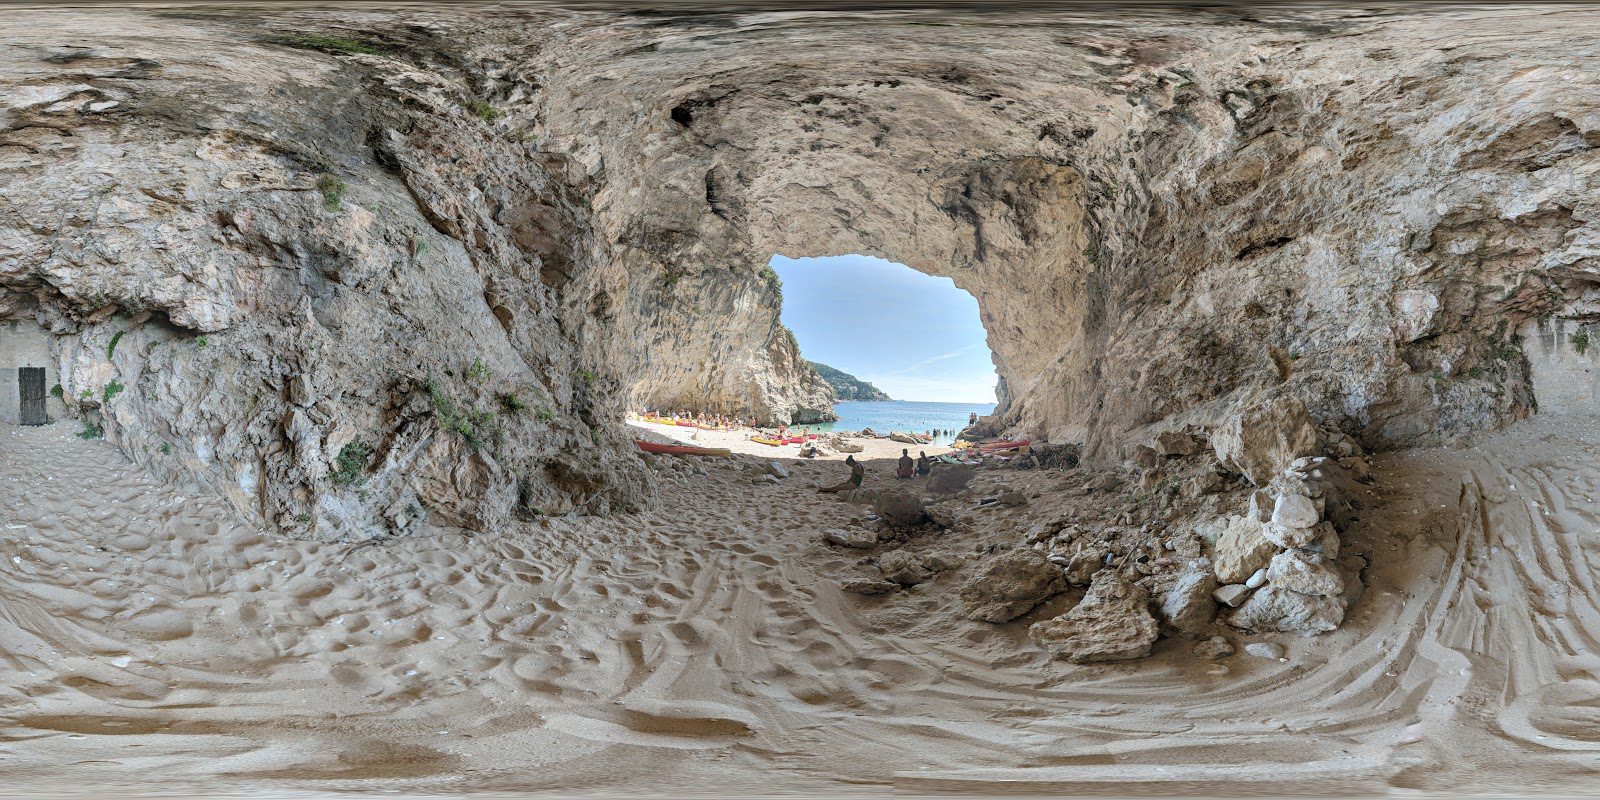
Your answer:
[19,367,46,426]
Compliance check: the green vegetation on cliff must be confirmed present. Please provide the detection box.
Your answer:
[807,361,892,401]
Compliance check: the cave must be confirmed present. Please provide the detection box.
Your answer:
[5,4,1600,796]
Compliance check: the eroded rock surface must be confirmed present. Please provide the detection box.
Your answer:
[959,548,1066,623]
[1030,571,1159,663]
[5,6,1599,539]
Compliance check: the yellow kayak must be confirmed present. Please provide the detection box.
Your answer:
[750,436,783,446]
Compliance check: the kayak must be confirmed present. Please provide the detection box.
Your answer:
[750,437,783,446]
[635,440,731,457]
[979,439,1031,452]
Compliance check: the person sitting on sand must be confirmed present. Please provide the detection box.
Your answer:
[897,448,914,480]
[916,451,930,476]
[818,455,864,493]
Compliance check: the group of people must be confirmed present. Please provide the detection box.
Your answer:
[638,409,755,429]
[816,448,931,494]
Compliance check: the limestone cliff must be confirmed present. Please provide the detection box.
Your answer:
[4,5,1600,538]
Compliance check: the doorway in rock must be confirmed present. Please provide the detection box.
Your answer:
[771,254,998,444]
[1,321,60,427]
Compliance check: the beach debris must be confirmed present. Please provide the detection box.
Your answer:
[959,548,1066,622]
[1030,571,1159,663]
[1244,642,1285,659]
[1193,635,1235,659]
[1160,561,1218,635]
[841,578,900,595]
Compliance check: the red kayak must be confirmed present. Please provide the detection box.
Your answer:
[635,440,732,457]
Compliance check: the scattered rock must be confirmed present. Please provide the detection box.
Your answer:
[1160,564,1218,635]
[926,465,977,494]
[1262,520,1318,549]
[1193,635,1234,659]
[841,578,900,595]
[1087,473,1125,493]
[959,548,1067,623]
[1226,586,1344,633]
[923,504,957,529]
[1029,572,1160,663]
[1244,568,1268,589]
[1153,430,1203,457]
[751,475,780,486]
[1213,583,1252,607]
[922,551,964,572]
[997,491,1028,507]
[1244,642,1284,659]
[874,491,929,528]
[1063,547,1107,586]
[878,550,934,586]
[1211,515,1279,584]
[1211,394,1319,486]
[825,528,878,549]
[1131,445,1159,469]
[1266,549,1345,596]
[763,461,790,479]
[1337,553,1368,610]
[1307,522,1341,559]
[1271,493,1319,529]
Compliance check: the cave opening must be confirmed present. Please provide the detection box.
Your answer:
[768,253,998,443]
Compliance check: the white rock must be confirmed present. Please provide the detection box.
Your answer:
[1244,642,1284,659]
[1271,493,1320,529]
[1213,583,1252,607]
[1245,568,1268,589]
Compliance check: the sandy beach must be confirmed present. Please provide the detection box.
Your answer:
[2,414,1599,797]
[628,418,955,461]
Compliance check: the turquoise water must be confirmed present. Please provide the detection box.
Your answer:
[800,400,997,446]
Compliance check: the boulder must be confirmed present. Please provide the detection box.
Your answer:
[1226,586,1344,633]
[1307,522,1341,559]
[922,551,964,572]
[1271,493,1319,529]
[874,491,929,528]
[1211,515,1279,584]
[1153,430,1203,457]
[926,465,976,495]
[1193,635,1234,659]
[841,578,900,595]
[878,550,934,586]
[1266,549,1345,596]
[1262,521,1318,549]
[924,504,957,529]
[959,549,1067,623]
[825,528,878,549]
[1160,564,1218,635]
[1211,394,1319,486]
[1029,572,1159,663]
[1064,548,1106,586]
[998,491,1028,507]
[1337,553,1368,610]
[763,461,791,479]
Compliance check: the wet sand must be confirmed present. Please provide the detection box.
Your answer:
[3,416,1600,797]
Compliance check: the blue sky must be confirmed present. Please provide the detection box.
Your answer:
[770,254,998,403]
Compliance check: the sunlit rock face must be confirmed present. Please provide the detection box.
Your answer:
[3,5,1599,536]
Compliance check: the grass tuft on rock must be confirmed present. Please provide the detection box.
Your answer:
[330,439,373,487]
[466,99,502,121]
[103,380,125,404]
[78,422,103,440]
[316,175,345,212]
[107,330,125,360]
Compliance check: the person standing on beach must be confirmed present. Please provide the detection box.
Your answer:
[819,455,864,493]
[897,449,914,480]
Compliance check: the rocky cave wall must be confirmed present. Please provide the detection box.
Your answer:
[4,6,1600,539]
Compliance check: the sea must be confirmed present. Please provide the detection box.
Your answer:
[801,400,997,446]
